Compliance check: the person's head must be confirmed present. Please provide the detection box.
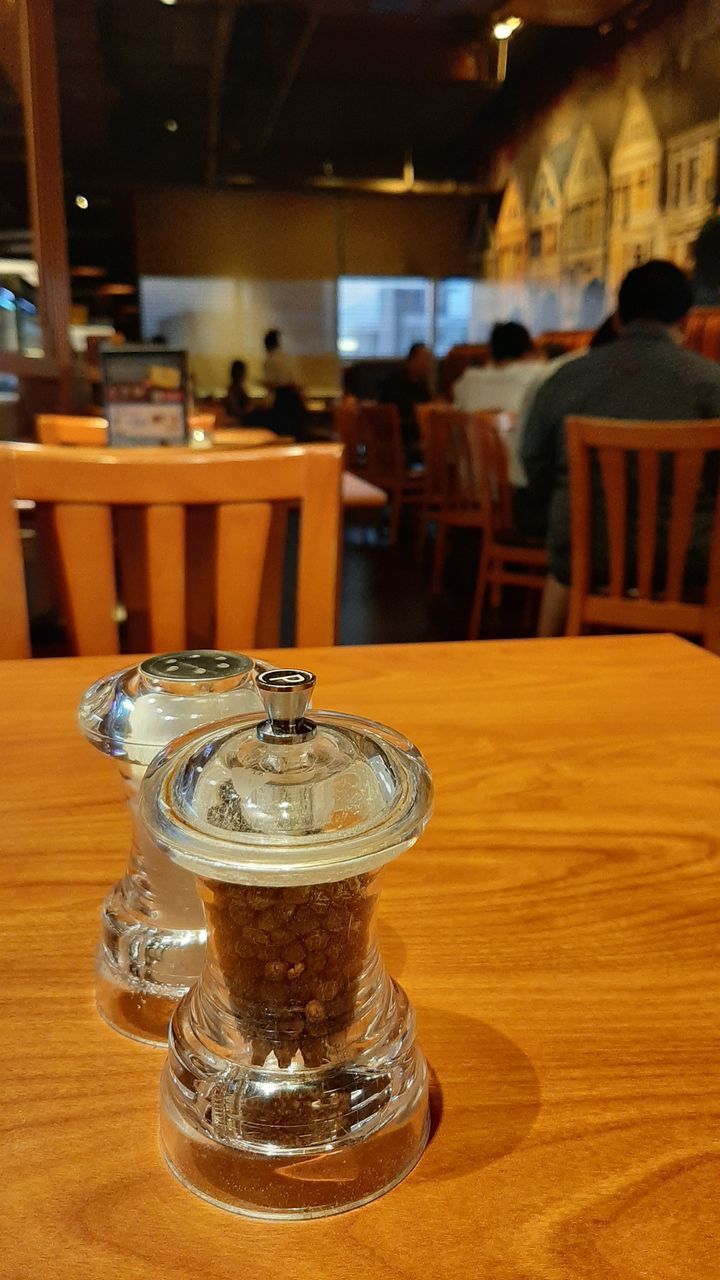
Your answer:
[618,260,693,335]
[230,359,247,384]
[406,342,432,380]
[590,314,619,348]
[264,329,281,353]
[490,322,533,365]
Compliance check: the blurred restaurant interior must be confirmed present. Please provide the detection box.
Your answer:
[4,2,720,1271]
[3,0,720,654]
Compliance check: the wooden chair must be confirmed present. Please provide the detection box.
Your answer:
[36,415,109,446]
[415,404,466,562]
[428,409,499,593]
[0,442,343,658]
[332,401,360,461]
[340,402,425,545]
[467,416,549,638]
[700,314,720,362]
[565,417,720,652]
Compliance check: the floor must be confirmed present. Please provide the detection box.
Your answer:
[337,512,537,647]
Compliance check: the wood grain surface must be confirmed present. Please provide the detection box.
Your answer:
[1,634,719,1279]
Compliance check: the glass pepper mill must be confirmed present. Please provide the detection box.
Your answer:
[141,667,433,1219]
[78,650,265,1046]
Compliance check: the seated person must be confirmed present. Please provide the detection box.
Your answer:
[453,322,544,426]
[225,359,250,422]
[262,329,307,439]
[381,342,433,467]
[454,322,547,537]
[521,259,720,636]
[510,315,618,536]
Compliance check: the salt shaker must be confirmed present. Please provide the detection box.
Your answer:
[78,650,265,1045]
[141,667,433,1218]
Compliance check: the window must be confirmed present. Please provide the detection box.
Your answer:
[688,154,700,204]
[529,230,542,258]
[544,227,558,255]
[336,278,475,358]
[336,277,432,358]
[671,159,683,208]
[434,279,472,355]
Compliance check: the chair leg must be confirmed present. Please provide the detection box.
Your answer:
[468,536,491,639]
[388,491,402,546]
[415,506,430,560]
[431,520,449,594]
[490,579,502,610]
[539,575,571,637]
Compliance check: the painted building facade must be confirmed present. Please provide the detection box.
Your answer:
[561,123,608,286]
[493,176,528,281]
[665,120,719,268]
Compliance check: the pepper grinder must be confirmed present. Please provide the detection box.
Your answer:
[78,650,265,1045]
[141,668,433,1218]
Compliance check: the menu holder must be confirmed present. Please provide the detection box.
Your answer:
[102,345,188,447]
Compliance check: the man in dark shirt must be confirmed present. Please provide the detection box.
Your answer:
[381,342,432,466]
[521,259,720,634]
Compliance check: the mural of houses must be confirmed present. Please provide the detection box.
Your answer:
[527,152,564,285]
[484,72,720,315]
[608,87,665,291]
[493,175,528,281]
[561,123,608,286]
[665,120,720,268]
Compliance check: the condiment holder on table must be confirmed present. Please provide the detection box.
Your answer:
[141,667,433,1218]
[78,650,265,1045]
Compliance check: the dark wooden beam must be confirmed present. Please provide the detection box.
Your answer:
[17,0,72,400]
[206,1,236,187]
[256,6,321,155]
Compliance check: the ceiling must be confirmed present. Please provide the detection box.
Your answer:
[53,0,675,189]
[0,0,678,276]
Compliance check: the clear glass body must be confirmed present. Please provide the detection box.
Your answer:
[96,763,207,1045]
[80,652,265,1046]
[160,869,429,1218]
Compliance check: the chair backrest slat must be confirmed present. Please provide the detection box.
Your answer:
[1,442,343,657]
[597,446,627,597]
[332,404,359,470]
[472,413,520,538]
[356,404,405,482]
[636,451,660,598]
[296,446,342,646]
[215,503,273,650]
[666,451,704,602]
[145,504,186,652]
[53,504,119,655]
[708,487,720,609]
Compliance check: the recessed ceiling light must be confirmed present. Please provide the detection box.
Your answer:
[159,1,177,7]
[493,16,523,40]
[165,118,179,133]
[74,194,89,210]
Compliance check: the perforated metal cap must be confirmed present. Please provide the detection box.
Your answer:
[78,649,264,767]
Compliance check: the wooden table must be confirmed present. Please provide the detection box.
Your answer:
[2,634,719,1279]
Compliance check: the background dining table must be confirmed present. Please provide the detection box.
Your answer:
[1,633,718,1279]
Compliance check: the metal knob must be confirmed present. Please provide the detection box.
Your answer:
[256,669,317,743]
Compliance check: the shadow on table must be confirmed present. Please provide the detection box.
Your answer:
[377,919,407,978]
[417,1007,541,1183]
